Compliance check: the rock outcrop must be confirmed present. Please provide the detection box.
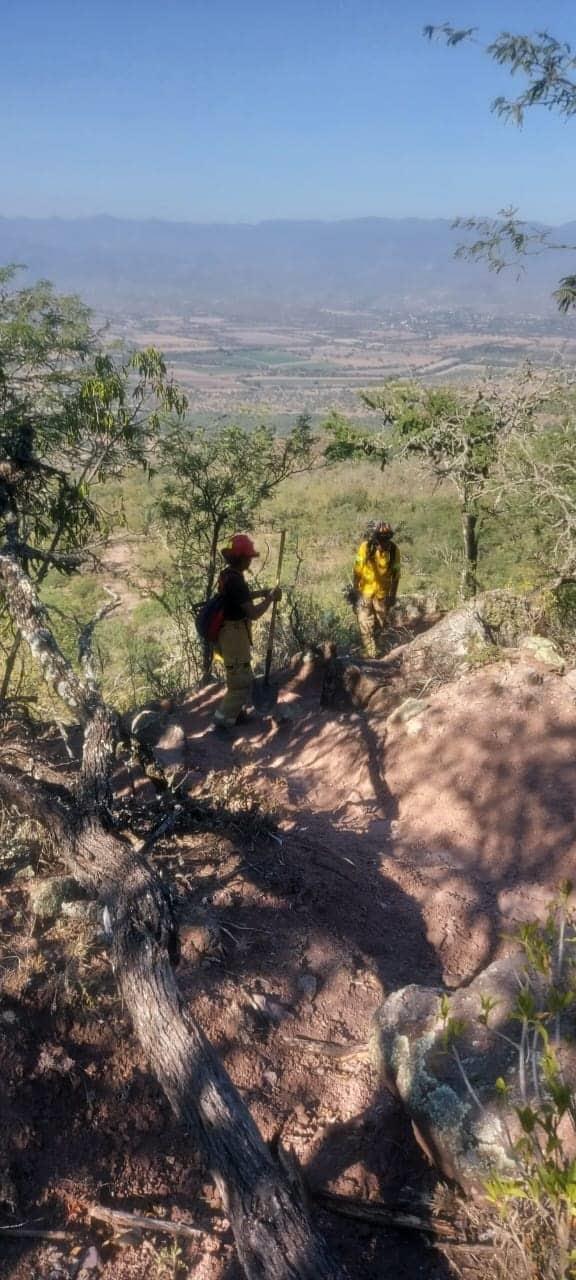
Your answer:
[370,952,574,1196]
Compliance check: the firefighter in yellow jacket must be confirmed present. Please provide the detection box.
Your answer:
[353,521,400,657]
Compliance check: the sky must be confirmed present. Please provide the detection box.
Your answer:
[1,0,575,224]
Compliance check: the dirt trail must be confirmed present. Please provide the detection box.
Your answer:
[179,650,576,986]
[99,539,145,615]
[2,652,575,1279]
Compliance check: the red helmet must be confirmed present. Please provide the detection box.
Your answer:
[222,533,260,560]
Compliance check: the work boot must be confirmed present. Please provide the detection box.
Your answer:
[235,708,257,725]
[213,712,235,735]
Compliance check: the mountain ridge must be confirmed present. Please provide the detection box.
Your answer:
[1,213,573,317]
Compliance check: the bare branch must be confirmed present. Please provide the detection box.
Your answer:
[78,588,121,689]
[0,549,94,719]
[88,1202,220,1242]
[11,542,87,571]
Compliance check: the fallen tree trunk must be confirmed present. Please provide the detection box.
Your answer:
[0,551,346,1279]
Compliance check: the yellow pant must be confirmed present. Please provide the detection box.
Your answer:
[357,595,390,658]
[214,621,253,726]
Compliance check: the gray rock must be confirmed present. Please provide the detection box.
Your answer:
[60,900,102,924]
[520,635,566,674]
[387,697,429,728]
[404,605,491,681]
[78,1245,101,1272]
[154,720,186,772]
[28,876,85,921]
[371,954,551,1194]
[297,972,318,1001]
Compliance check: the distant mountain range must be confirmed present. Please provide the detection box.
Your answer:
[1,214,573,317]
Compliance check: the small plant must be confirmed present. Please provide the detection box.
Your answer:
[146,1238,186,1278]
[272,588,357,662]
[465,638,504,670]
[443,885,576,1279]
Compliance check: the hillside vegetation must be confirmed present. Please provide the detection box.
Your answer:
[2,266,576,1280]
[34,417,576,712]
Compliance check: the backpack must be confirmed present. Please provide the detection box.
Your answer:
[195,593,225,644]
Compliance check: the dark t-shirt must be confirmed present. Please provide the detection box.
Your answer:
[219,568,251,621]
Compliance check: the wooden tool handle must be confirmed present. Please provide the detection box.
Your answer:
[264,530,286,686]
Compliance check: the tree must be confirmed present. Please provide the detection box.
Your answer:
[324,376,548,598]
[424,26,576,310]
[0,263,187,700]
[366,383,506,597]
[155,414,317,678]
[323,409,388,470]
[0,552,344,1280]
[0,272,344,1278]
[498,410,576,587]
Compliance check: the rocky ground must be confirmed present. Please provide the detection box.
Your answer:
[0,636,575,1279]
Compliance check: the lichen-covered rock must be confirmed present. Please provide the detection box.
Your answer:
[519,635,566,674]
[60,900,102,924]
[371,955,536,1194]
[476,589,549,646]
[28,876,85,921]
[387,697,429,727]
[402,604,491,681]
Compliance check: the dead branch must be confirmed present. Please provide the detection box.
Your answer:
[314,1191,461,1241]
[11,543,86,571]
[88,1202,218,1241]
[136,808,183,857]
[0,1225,71,1241]
[0,764,343,1278]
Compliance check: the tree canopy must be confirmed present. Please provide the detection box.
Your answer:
[424,26,576,310]
[0,264,187,697]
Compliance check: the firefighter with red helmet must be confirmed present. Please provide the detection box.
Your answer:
[214,534,280,729]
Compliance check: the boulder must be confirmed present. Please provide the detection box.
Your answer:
[371,954,548,1195]
[153,720,187,773]
[519,635,566,674]
[29,876,85,921]
[401,604,492,681]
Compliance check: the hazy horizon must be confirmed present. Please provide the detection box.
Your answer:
[1,211,574,229]
[2,211,570,318]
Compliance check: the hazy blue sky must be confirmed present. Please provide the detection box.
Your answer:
[2,0,575,223]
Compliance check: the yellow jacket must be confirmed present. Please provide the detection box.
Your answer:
[354,540,400,600]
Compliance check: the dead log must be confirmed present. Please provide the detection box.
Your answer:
[0,551,346,1280]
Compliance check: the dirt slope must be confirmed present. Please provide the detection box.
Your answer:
[1,651,575,1279]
